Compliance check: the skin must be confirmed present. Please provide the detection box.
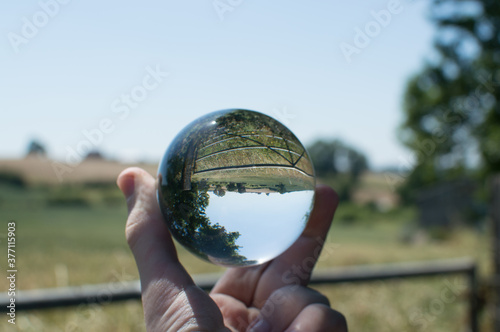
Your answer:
[117,167,348,332]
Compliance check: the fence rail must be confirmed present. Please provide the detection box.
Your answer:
[0,257,478,331]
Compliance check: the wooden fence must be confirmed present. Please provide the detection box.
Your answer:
[0,258,478,331]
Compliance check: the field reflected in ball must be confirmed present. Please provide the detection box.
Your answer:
[157,109,315,267]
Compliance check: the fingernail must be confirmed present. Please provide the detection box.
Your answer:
[117,171,137,213]
[118,172,135,199]
[248,318,271,332]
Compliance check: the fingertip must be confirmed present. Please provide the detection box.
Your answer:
[117,167,154,211]
[286,303,348,332]
[315,184,339,209]
[312,184,339,222]
[117,167,137,199]
[301,184,338,239]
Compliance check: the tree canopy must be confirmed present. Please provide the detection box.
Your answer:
[399,0,500,199]
[307,139,369,200]
[26,139,47,157]
[307,139,369,179]
[158,153,249,266]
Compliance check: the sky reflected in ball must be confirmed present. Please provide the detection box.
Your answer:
[157,109,315,267]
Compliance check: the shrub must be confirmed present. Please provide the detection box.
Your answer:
[46,186,90,207]
[0,170,26,188]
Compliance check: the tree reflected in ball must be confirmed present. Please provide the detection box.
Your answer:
[157,109,315,267]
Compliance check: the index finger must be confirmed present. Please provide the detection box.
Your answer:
[211,185,339,306]
[268,184,339,278]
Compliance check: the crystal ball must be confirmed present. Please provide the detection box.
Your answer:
[157,109,315,267]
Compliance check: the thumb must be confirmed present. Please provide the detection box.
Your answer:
[117,167,178,278]
[117,167,228,331]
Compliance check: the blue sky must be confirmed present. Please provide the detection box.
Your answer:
[1,0,435,168]
[205,190,314,263]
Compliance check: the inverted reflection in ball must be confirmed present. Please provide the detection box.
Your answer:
[157,109,315,267]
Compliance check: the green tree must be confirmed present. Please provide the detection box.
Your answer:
[26,139,47,157]
[399,0,500,201]
[158,153,248,265]
[307,139,369,200]
[307,139,368,178]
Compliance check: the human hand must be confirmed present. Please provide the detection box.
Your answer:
[117,167,347,332]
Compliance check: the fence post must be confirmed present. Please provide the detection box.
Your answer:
[492,176,500,332]
[469,264,479,332]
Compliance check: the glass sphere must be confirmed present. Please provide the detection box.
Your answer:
[157,109,315,267]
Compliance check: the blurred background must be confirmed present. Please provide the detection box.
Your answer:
[0,0,498,331]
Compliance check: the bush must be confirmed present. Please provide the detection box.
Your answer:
[101,189,125,206]
[82,181,117,189]
[0,170,26,188]
[46,186,90,207]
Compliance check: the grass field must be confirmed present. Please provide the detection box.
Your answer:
[0,159,494,331]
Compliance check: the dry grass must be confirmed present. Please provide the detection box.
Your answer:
[0,157,157,185]
[0,158,493,331]
[0,227,490,332]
